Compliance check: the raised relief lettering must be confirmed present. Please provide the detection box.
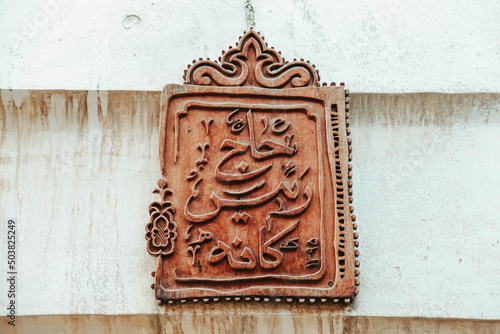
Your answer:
[215,140,272,182]
[189,228,213,245]
[184,224,193,240]
[232,236,242,248]
[259,220,299,269]
[271,118,291,134]
[231,210,251,224]
[187,228,213,266]
[279,237,299,250]
[247,110,297,160]
[208,241,257,270]
[284,161,296,177]
[151,29,355,303]
[187,245,200,266]
[196,142,210,169]
[261,115,268,134]
[305,237,320,268]
[201,118,213,135]
[299,167,310,180]
[226,109,246,134]
[186,170,198,181]
[184,178,301,224]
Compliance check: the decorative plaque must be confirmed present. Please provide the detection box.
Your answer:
[146,29,359,304]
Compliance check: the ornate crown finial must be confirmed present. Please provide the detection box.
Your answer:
[184,31,319,88]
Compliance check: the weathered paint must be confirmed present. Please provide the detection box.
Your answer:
[0,91,499,320]
[2,314,499,334]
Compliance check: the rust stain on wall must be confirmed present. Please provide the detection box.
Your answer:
[0,89,498,320]
[3,314,499,334]
[350,93,499,127]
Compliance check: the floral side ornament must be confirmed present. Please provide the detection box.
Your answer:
[146,179,177,256]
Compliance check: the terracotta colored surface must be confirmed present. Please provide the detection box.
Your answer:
[4,314,499,334]
[148,31,357,303]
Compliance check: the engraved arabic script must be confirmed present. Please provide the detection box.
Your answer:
[171,103,323,281]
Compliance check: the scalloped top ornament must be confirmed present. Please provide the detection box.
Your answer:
[183,29,320,88]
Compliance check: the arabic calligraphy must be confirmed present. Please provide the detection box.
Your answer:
[208,241,257,269]
[259,220,299,269]
[152,30,356,302]
[171,103,323,281]
[196,142,210,169]
[204,220,300,270]
[186,228,213,266]
[280,237,299,250]
[305,237,320,268]
[201,118,213,135]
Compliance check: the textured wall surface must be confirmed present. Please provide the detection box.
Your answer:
[0,90,499,321]
[1,0,500,328]
[0,0,499,92]
[2,314,500,334]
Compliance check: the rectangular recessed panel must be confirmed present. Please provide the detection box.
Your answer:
[147,84,355,302]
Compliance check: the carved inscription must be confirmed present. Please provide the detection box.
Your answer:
[173,104,321,281]
[196,142,210,169]
[150,30,356,303]
[201,118,213,135]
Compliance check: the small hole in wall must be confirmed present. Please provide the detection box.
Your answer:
[122,14,141,29]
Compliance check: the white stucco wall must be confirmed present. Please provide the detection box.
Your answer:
[1,0,499,324]
[0,0,499,92]
[0,91,499,320]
